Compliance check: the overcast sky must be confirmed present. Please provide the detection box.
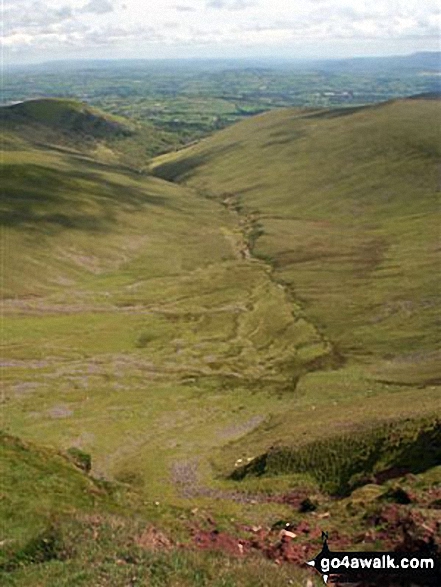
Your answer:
[2,0,440,64]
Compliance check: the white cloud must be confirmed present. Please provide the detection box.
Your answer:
[174,4,196,11]
[2,0,440,62]
[206,0,257,10]
[4,2,74,30]
[80,0,115,14]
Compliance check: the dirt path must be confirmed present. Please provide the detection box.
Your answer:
[170,457,266,503]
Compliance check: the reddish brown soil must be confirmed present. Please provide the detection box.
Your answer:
[187,492,441,586]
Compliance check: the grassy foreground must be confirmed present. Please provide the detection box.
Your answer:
[0,432,312,586]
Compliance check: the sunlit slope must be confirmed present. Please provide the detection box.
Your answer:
[0,432,119,570]
[151,99,441,386]
[2,434,306,587]
[1,133,326,379]
[151,99,441,479]
[1,98,179,167]
[1,115,335,508]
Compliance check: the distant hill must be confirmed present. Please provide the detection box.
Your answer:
[408,91,441,100]
[2,98,134,136]
[0,98,179,169]
[14,51,441,73]
[314,51,441,72]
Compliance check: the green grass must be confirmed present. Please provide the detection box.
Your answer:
[2,546,310,587]
[2,98,132,131]
[151,98,441,481]
[1,98,180,168]
[1,106,326,515]
[0,432,120,567]
[3,98,440,499]
[151,99,440,363]
[0,433,316,586]
[231,414,441,496]
[1,96,440,584]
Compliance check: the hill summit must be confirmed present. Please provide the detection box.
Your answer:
[1,98,179,168]
[1,98,133,138]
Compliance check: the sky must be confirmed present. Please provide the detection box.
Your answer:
[2,0,440,65]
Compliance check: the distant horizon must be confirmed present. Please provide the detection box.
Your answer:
[4,0,439,66]
[7,50,441,70]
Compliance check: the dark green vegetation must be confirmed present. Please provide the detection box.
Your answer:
[5,53,440,157]
[1,92,440,585]
[232,415,441,496]
[1,98,177,168]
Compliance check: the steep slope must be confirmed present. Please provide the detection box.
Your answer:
[1,140,232,297]
[1,98,179,168]
[0,432,119,570]
[1,433,308,587]
[151,99,440,374]
[1,105,329,505]
[151,98,441,473]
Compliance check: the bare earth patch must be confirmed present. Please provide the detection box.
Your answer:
[218,415,265,441]
[135,526,173,551]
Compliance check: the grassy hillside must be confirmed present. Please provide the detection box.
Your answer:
[0,107,329,584]
[1,98,180,168]
[1,432,312,586]
[151,98,441,477]
[2,99,132,134]
[0,432,120,568]
[1,103,328,513]
[2,97,440,584]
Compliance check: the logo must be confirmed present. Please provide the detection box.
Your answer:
[307,532,441,585]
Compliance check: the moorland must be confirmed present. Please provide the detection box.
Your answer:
[1,56,440,586]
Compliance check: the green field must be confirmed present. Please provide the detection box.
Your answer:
[1,96,440,585]
[5,55,440,153]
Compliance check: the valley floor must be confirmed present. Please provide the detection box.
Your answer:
[1,96,440,586]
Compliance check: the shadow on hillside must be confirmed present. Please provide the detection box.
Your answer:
[1,163,166,231]
[303,105,371,120]
[152,144,237,182]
